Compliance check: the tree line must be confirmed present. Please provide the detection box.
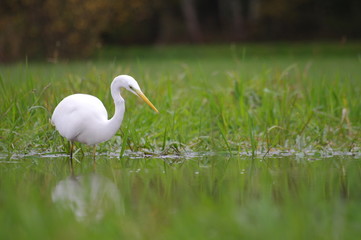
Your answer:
[1,0,360,61]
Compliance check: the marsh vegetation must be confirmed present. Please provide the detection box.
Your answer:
[0,43,360,239]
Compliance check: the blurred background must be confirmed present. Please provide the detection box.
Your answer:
[1,0,360,62]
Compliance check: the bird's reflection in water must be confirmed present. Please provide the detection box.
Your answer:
[52,172,123,222]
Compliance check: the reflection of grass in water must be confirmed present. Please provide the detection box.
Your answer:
[0,154,360,239]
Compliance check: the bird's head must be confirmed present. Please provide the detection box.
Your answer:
[113,75,159,113]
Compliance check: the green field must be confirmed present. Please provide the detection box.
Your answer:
[1,43,361,239]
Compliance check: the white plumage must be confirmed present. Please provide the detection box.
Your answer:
[52,75,158,148]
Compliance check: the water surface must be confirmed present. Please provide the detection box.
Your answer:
[1,153,360,239]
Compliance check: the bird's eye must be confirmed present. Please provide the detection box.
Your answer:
[129,85,133,89]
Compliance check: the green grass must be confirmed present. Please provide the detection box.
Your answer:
[1,43,360,156]
[0,43,361,239]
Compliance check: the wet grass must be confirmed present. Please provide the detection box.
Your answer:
[0,43,361,239]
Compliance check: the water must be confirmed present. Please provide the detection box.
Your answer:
[52,172,123,222]
[1,153,361,239]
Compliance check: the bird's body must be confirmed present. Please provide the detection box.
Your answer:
[52,75,158,156]
[52,93,124,145]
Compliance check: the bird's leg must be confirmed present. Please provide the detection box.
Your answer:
[69,159,75,176]
[69,141,74,168]
[92,145,97,159]
[92,145,97,169]
[70,141,75,158]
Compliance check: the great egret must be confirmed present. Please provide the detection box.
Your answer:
[52,75,158,159]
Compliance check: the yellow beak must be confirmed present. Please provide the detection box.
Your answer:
[135,89,159,113]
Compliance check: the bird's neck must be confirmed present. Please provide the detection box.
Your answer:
[105,90,125,138]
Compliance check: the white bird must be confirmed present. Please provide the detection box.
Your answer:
[51,75,158,159]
